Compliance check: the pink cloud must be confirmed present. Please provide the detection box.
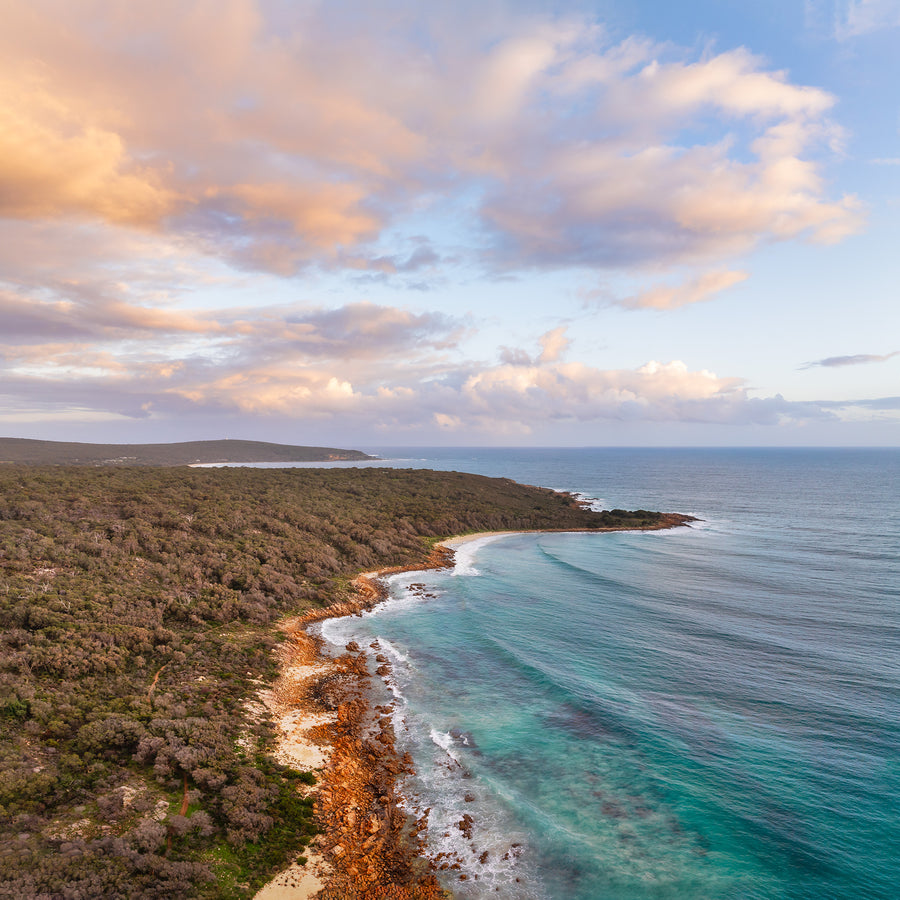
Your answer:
[615,269,749,310]
[0,2,862,278]
[538,327,571,363]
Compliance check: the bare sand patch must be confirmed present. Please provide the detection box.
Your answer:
[253,628,336,899]
[253,850,330,900]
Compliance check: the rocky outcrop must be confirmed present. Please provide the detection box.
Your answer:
[313,665,448,898]
[276,545,455,898]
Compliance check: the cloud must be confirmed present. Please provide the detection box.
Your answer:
[831,0,900,38]
[498,327,570,366]
[0,289,216,343]
[0,310,875,436]
[498,346,535,366]
[0,2,862,280]
[458,358,751,426]
[478,43,862,271]
[848,396,900,409]
[800,350,900,369]
[538,327,570,363]
[0,72,178,226]
[0,2,883,441]
[195,182,383,275]
[614,269,749,310]
[1,282,464,373]
[227,302,467,362]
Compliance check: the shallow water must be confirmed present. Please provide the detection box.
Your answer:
[318,448,900,899]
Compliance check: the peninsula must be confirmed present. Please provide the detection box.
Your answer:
[0,462,692,898]
[0,437,375,467]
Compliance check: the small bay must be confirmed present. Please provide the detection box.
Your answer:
[319,448,900,898]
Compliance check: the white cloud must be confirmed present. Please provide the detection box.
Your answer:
[833,0,900,38]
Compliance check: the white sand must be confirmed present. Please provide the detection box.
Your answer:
[258,661,337,771]
[253,657,336,899]
[437,530,521,550]
[253,850,330,900]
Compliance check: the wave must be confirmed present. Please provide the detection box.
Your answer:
[477,632,645,744]
[446,533,513,576]
[315,615,356,648]
[533,539,638,591]
[378,636,414,669]
[429,728,460,762]
[395,718,545,899]
[566,490,607,512]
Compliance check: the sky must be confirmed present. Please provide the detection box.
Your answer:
[1,0,898,448]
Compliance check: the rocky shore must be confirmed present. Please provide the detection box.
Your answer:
[256,544,456,899]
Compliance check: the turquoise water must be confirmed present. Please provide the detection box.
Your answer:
[318,449,900,899]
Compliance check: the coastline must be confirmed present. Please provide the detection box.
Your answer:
[256,519,694,898]
[254,544,457,900]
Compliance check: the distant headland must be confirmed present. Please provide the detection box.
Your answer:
[0,437,376,467]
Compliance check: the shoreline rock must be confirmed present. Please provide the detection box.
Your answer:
[256,545,455,899]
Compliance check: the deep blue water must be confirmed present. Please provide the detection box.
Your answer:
[313,448,900,899]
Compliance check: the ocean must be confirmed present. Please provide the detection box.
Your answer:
[311,448,900,899]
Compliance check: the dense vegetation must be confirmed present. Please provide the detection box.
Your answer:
[0,465,675,898]
[0,438,373,466]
